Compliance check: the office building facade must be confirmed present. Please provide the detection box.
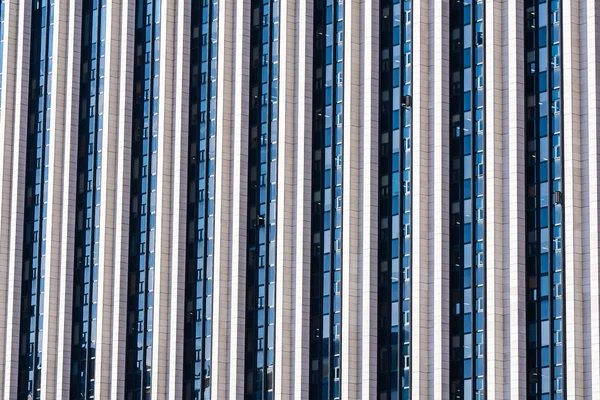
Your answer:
[0,0,599,399]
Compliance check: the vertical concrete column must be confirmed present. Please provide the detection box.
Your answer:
[361,0,379,398]
[274,0,296,394]
[0,0,30,398]
[563,0,585,397]
[411,0,431,396]
[585,2,600,398]
[273,0,313,396]
[152,0,190,396]
[432,0,450,398]
[341,0,363,397]
[580,0,594,394]
[212,0,250,397]
[506,0,526,397]
[40,0,82,397]
[293,0,313,396]
[94,0,135,397]
[165,0,191,396]
[485,1,506,398]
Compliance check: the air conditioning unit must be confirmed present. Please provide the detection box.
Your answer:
[402,95,412,108]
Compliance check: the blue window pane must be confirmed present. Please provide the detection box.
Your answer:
[449,0,487,397]
[377,0,413,398]
[310,0,346,397]
[69,0,107,397]
[525,0,565,397]
[18,0,54,397]
[125,0,161,395]
[183,1,219,398]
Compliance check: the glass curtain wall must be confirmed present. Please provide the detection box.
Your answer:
[245,0,279,398]
[378,0,413,398]
[525,0,565,398]
[309,0,344,398]
[18,0,54,398]
[70,0,106,398]
[449,0,486,398]
[183,0,218,398]
[125,0,160,397]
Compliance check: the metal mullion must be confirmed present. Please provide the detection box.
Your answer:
[141,0,157,393]
[478,0,487,397]
[545,2,555,394]
[470,13,477,391]
[535,17,542,398]
[262,0,275,396]
[197,0,213,393]
[330,0,339,396]
[556,0,565,395]
[400,0,412,396]
[398,0,404,391]
[458,1,466,394]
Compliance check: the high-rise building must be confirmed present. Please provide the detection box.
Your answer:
[0,0,599,399]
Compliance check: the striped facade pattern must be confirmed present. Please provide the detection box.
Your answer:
[0,0,598,399]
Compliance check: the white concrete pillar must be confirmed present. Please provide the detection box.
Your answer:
[212,0,250,397]
[0,0,31,397]
[40,0,82,397]
[94,0,135,397]
[506,0,527,397]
